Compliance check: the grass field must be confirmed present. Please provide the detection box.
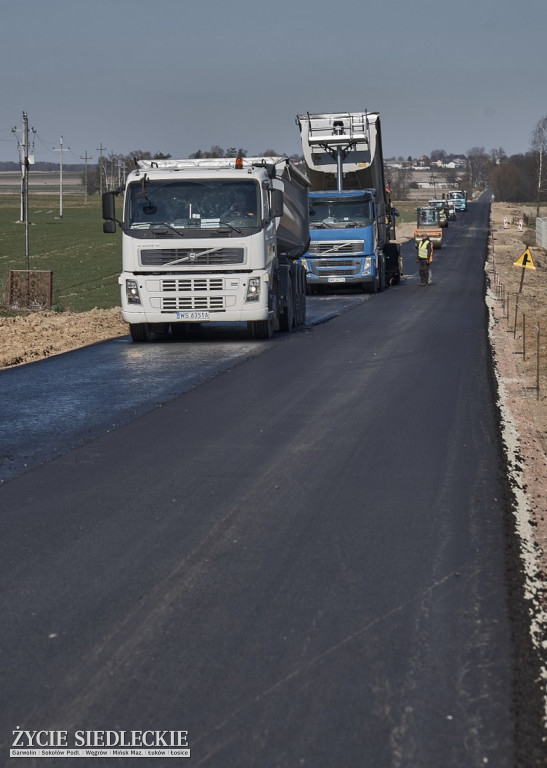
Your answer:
[0,193,121,313]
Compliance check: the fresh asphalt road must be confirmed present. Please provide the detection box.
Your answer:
[0,204,526,766]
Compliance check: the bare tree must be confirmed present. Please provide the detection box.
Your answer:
[531,116,547,217]
[466,147,489,190]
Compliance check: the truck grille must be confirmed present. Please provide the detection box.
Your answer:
[161,278,223,292]
[308,258,362,277]
[308,241,363,255]
[140,248,244,266]
[159,277,225,312]
[162,295,225,311]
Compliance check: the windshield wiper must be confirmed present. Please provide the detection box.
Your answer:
[219,220,243,234]
[150,223,186,237]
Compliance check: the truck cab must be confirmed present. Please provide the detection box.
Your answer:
[300,189,385,292]
[447,190,468,211]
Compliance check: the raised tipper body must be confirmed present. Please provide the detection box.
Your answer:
[296,111,402,293]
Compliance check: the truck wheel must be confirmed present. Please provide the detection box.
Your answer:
[378,262,385,292]
[279,281,294,332]
[130,323,151,342]
[248,317,274,339]
[383,243,402,285]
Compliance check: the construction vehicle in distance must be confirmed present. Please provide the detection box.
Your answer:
[428,199,450,227]
[414,206,443,249]
[446,189,467,211]
[446,202,457,221]
[296,111,402,293]
[102,156,310,341]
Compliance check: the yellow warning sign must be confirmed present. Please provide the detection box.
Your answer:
[513,248,536,270]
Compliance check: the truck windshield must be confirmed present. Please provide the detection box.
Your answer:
[126,179,260,232]
[309,198,373,228]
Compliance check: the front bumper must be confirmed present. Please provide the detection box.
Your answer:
[300,256,375,284]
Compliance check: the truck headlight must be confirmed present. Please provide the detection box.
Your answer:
[125,279,142,305]
[246,277,261,302]
[299,258,309,273]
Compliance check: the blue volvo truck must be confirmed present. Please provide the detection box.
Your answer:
[296,111,402,293]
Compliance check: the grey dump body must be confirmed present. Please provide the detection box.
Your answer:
[295,111,401,290]
[271,160,310,257]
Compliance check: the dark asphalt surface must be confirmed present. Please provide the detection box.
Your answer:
[0,293,365,484]
[0,203,541,766]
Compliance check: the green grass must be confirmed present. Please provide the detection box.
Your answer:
[0,193,121,313]
[393,200,421,224]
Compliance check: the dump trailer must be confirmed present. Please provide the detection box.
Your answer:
[296,111,402,293]
[102,156,310,341]
[414,206,443,249]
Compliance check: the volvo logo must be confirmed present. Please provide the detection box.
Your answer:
[188,252,197,261]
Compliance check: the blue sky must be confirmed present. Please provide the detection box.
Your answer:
[0,0,545,164]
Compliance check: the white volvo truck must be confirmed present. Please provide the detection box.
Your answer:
[102,156,310,340]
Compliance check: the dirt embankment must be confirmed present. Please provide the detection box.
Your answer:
[0,307,127,368]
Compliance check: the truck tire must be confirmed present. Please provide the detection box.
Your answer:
[130,323,152,342]
[248,317,274,339]
[384,242,403,285]
[279,281,294,332]
[377,254,386,292]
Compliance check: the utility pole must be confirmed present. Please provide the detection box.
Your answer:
[12,112,35,243]
[96,143,107,194]
[23,114,30,267]
[80,150,92,204]
[53,137,69,218]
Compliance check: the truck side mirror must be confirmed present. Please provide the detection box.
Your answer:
[102,191,116,221]
[270,189,284,218]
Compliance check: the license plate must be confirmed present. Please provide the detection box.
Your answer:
[176,311,210,320]
[328,277,346,283]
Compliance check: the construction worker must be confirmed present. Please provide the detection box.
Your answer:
[417,234,433,286]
